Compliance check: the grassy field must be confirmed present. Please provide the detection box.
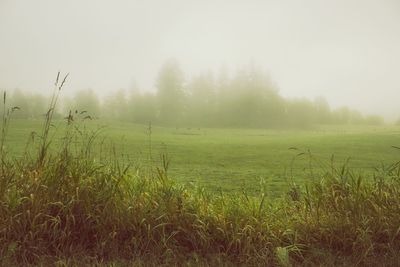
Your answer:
[6,119,400,195]
[2,117,400,265]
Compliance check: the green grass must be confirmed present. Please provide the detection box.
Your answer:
[5,119,400,195]
[2,77,399,265]
[1,115,400,265]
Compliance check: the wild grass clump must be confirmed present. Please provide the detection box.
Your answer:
[287,163,400,265]
[0,75,399,265]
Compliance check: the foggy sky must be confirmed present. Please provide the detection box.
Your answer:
[0,0,399,120]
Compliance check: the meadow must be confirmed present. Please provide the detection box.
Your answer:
[1,113,400,265]
[6,119,400,195]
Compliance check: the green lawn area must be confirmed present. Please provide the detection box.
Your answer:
[5,119,400,195]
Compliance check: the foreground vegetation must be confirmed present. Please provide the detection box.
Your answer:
[0,78,399,266]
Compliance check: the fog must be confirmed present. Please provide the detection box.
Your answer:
[1,0,399,120]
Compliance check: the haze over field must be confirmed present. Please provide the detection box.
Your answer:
[0,0,399,120]
[2,1,400,265]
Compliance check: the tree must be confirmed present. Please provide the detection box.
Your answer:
[10,89,29,118]
[72,89,100,117]
[129,91,157,124]
[156,59,185,125]
[186,71,216,126]
[285,98,316,128]
[314,97,332,124]
[103,89,128,121]
[364,115,384,125]
[332,107,351,124]
[217,66,283,127]
[30,93,47,118]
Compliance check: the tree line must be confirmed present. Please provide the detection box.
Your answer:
[4,60,384,128]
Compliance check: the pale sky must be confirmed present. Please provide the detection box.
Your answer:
[0,0,399,120]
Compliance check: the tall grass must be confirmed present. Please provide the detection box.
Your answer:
[0,77,399,265]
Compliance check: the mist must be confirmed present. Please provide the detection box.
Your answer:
[6,63,385,128]
[1,0,400,120]
[3,1,400,264]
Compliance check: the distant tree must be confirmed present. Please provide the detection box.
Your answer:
[364,115,384,125]
[72,89,100,117]
[332,107,351,124]
[314,97,332,124]
[129,91,157,124]
[218,66,283,127]
[156,59,185,125]
[246,68,285,127]
[214,66,231,126]
[348,110,364,125]
[285,98,316,128]
[7,63,381,129]
[186,71,216,126]
[103,89,128,121]
[30,93,47,118]
[60,95,73,116]
[10,89,29,118]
